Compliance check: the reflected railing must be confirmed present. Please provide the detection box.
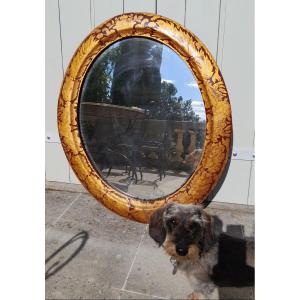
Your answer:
[81,102,205,184]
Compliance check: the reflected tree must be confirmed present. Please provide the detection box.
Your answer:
[80,46,121,102]
[147,81,200,122]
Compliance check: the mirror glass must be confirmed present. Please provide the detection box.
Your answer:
[79,38,206,200]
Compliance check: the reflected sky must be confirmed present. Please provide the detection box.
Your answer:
[160,46,205,121]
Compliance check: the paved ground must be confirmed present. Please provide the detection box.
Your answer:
[45,182,255,299]
[100,167,190,199]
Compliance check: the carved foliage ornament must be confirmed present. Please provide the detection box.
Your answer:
[57,13,232,223]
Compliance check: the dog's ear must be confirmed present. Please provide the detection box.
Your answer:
[149,203,172,246]
[201,211,223,252]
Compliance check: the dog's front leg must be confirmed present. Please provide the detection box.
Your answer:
[187,274,219,300]
[188,283,219,300]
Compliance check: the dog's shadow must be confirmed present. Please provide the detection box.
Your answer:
[216,224,254,299]
[219,285,254,300]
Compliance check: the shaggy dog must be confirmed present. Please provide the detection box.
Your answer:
[149,203,254,299]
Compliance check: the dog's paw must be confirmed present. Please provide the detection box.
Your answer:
[187,289,219,300]
[187,292,204,300]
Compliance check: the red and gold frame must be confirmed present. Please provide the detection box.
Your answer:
[57,13,232,223]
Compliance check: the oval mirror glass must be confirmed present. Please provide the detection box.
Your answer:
[79,37,206,200]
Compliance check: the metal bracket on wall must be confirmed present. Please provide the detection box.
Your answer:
[231,149,255,161]
[45,132,60,143]
[45,132,255,161]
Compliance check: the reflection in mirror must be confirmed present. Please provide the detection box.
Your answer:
[79,38,206,200]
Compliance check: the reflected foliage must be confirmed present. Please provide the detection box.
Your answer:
[81,46,121,103]
[147,81,200,122]
[81,39,201,123]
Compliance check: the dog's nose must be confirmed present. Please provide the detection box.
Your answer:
[176,246,188,256]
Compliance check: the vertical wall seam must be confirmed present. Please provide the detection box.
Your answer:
[93,0,95,28]
[246,161,253,205]
[57,0,68,181]
[155,0,157,14]
[57,0,64,76]
[216,0,222,62]
[68,166,71,183]
[89,0,92,29]
[220,0,227,70]
[123,0,124,13]
[247,132,255,205]
[184,0,187,27]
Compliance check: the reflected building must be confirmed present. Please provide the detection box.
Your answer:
[111,39,163,108]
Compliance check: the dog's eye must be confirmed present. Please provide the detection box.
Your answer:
[168,218,177,226]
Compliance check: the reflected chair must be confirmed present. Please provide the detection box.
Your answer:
[139,129,170,181]
[115,144,143,183]
[95,146,133,178]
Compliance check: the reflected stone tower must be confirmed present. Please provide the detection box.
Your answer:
[111,39,163,107]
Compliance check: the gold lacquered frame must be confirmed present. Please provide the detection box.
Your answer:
[58,13,232,223]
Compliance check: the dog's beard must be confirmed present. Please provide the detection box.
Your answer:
[163,235,199,262]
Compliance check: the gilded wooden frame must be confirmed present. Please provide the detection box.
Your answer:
[57,13,232,223]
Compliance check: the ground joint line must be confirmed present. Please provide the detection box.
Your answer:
[120,226,148,291]
[46,192,81,235]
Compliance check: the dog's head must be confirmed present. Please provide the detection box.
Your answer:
[149,203,222,261]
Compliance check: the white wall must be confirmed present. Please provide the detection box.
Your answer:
[45,0,254,205]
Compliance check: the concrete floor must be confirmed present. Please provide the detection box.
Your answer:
[45,182,255,299]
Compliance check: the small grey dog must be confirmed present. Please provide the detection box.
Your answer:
[149,202,254,300]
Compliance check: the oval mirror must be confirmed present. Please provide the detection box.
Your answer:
[79,37,206,200]
[58,13,232,223]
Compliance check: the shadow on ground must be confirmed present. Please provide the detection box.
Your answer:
[45,231,89,280]
[45,187,254,299]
